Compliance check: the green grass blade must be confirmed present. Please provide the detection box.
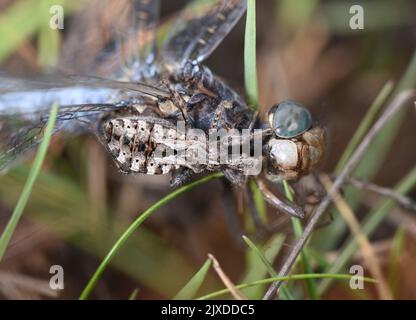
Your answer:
[244,0,258,109]
[335,81,394,173]
[282,180,318,299]
[277,0,319,30]
[244,0,265,231]
[0,0,43,62]
[0,0,79,63]
[37,25,60,68]
[323,81,394,256]
[387,227,405,298]
[128,288,139,300]
[308,248,331,270]
[174,258,212,300]
[242,235,278,277]
[282,180,294,201]
[317,165,416,295]
[241,234,287,299]
[290,217,318,299]
[197,273,376,300]
[315,50,416,252]
[79,173,223,300]
[249,180,267,224]
[0,102,58,261]
[37,1,61,68]
[242,234,293,300]
[0,166,212,297]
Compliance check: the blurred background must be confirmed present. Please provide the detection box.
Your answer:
[0,0,415,299]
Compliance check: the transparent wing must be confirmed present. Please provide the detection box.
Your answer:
[0,74,171,172]
[0,104,117,173]
[60,0,161,80]
[0,73,171,114]
[161,0,247,70]
[129,0,161,80]
[60,0,130,77]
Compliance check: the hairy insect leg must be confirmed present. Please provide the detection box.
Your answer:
[161,78,189,126]
[255,177,305,218]
[220,181,245,248]
[170,168,195,188]
[248,111,259,132]
[223,168,247,187]
[291,174,333,229]
[316,210,334,228]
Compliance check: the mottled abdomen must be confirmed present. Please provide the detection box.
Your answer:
[99,116,185,175]
[98,113,258,177]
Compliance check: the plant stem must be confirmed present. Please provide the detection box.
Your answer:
[79,172,223,300]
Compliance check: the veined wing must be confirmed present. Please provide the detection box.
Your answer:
[59,0,130,77]
[60,0,161,81]
[161,0,247,70]
[0,104,115,172]
[128,0,161,80]
[0,74,171,173]
[0,73,170,115]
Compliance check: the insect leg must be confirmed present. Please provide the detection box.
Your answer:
[220,181,245,247]
[160,78,189,126]
[255,177,305,219]
[170,168,196,188]
[223,168,246,187]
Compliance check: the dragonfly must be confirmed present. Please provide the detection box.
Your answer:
[0,0,325,219]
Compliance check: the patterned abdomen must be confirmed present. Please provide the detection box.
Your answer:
[100,116,185,175]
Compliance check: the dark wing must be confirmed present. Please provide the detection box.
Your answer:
[0,74,171,172]
[60,0,161,81]
[161,0,247,70]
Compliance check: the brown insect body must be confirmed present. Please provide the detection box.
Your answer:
[266,126,325,181]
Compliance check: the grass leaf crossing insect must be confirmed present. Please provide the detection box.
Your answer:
[0,0,325,219]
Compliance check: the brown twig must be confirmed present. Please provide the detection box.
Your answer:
[263,90,415,300]
[334,175,416,212]
[208,254,246,300]
[326,239,393,264]
[386,205,416,238]
[320,174,392,300]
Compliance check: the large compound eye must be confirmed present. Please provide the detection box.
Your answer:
[268,100,312,138]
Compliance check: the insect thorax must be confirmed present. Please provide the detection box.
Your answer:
[98,68,256,177]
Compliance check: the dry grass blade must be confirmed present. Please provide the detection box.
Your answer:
[317,166,416,295]
[263,89,416,300]
[320,174,392,300]
[387,208,416,238]
[208,254,246,300]
[340,175,416,212]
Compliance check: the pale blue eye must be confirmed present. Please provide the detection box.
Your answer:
[268,100,312,138]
